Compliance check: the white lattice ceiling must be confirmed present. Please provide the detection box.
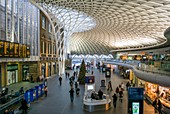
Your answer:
[33,0,170,54]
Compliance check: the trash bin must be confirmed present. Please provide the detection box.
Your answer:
[101,80,106,87]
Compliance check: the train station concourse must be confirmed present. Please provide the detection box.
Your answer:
[0,0,170,114]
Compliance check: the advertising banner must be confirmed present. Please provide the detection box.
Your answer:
[85,76,95,84]
[132,102,140,114]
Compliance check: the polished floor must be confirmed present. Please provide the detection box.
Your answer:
[28,68,155,114]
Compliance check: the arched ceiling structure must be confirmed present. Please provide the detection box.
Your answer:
[33,0,170,55]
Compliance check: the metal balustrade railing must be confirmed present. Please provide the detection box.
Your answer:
[106,60,170,76]
[0,95,23,112]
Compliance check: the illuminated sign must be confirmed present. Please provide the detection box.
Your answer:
[14,43,19,57]
[85,76,95,84]
[26,45,30,57]
[4,42,10,57]
[10,43,14,57]
[128,87,144,100]
[132,102,140,114]
[0,40,30,58]
[0,41,4,57]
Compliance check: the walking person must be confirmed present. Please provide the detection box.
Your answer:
[116,86,119,94]
[59,77,62,86]
[107,81,113,91]
[65,72,67,79]
[44,86,48,97]
[68,73,70,78]
[69,77,73,88]
[119,90,123,103]
[152,98,158,113]
[20,98,28,114]
[44,78,48,86]
[158,99,162,114]
[91,70,94,75]
[121,82,125,91]
[126,81,130,90]
[112,93,117,108]
[75,81,78,89]
[69,88,74,102]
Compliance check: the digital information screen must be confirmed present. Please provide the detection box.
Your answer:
[87,85,94,90]
[0,40,30,58]
[128,87,144,100]
[132,102,140,114]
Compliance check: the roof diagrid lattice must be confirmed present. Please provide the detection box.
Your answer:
[33,0,170,54]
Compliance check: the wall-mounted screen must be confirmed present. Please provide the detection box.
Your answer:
[87,85,94,90]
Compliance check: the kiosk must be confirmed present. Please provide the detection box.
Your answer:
[83,76,111,112]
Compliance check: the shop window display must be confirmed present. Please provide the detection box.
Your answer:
[7,65,18,85]
[145,83,158,101]
[7,70,18,85]
[22,65,29,81]
[159,86,170,108]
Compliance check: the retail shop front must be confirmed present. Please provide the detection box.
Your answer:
[22,65,29,81]
[145,82,170,108]
[7,64,18,85]
[41,63,46,78]
[52,62,56,74]
[159,86,170,108]
[145,82,158,102]
[48,62,51,77]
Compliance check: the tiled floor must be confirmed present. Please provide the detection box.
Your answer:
[28,68,155,114]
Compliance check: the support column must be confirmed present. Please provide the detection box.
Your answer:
[17,0,19,42]
[11,0,15,42]
[5,0,8,41]
[58,59,62,77]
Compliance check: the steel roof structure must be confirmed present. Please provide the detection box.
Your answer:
[33,0,170,54]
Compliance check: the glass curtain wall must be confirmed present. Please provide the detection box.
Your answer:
[0,0,39,56]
